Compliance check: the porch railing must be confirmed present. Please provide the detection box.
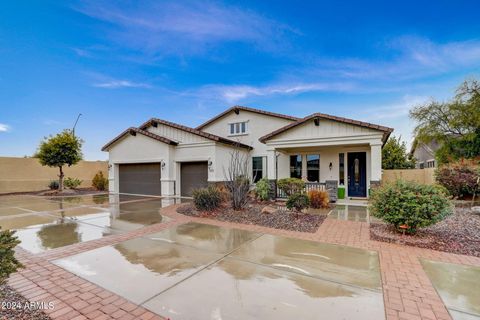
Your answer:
[276,182,326,199]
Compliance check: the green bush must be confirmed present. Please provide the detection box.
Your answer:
[277,178,305,196]
[370,180,452,234]
[92,171,108,191]
[286,193,310,212]
[64,177,83,189]
[0,228,23,284]
[255,178,271,201]
[48,180,59,190]
[192,186,222,211]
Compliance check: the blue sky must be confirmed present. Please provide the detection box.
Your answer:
[1,0,480,160]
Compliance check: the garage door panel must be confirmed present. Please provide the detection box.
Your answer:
[181,162,208,196]
[119,163,161,196]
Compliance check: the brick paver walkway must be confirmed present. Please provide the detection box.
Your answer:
[8,203,480,320]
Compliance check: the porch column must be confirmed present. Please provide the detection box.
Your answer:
[370,142,382,182]
[266,149,276,180]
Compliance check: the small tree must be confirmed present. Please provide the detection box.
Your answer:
[382,136,415,169]
[35,130,83,191]
[224,147,250,210]
[0,229,23,284]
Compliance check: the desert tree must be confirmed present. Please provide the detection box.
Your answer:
[35,129,83,191]
[223,146,251,210]
[382,136,415,169]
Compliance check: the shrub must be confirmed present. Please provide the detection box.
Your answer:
[435,161,480,198]
[255,178,271,201]
[277,178,305,196]
[192,186,222,211]
[0,228,23,284]
[308,190,329,208]
[92,171,108,191]
[48,180,59,190]
[64,177,82,189]
[370,180,452,234]
[286,193,310,212]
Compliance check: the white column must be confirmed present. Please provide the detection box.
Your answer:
[266,149,276,180]
[370,142,382,181]
[160,146,175,196]
[301,154,307,179]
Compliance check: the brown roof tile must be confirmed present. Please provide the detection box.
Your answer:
[259,113,394,144]
[139,118,253,150]
[196,105,299,130]
[101,127,178,151]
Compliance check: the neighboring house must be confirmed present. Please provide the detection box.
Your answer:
[410,140,440,169]
[102,106,393,199]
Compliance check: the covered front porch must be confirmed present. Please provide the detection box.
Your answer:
[265,142,383,201]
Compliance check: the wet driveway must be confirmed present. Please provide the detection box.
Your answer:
[0,194,172,253]
[54,222,385,320]
[421,259,480,320]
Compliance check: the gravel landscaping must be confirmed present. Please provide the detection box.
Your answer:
[0,284,51,320]
[177,202,325,233]
[370,206,480,257]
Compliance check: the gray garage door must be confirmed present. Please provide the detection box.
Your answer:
[181,162,208,196]
[119,163,161,196]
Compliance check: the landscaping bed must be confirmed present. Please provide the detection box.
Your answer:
[177,202,325,233]
[0,284,51,320]
[370,206,480,257]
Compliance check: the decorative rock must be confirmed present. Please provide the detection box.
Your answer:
[261,206,276,214]
[472,206,480,214]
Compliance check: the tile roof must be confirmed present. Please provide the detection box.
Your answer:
[139,118,253,150]
[101,127,178,151]
[196,105,300,130]
[259,112,394,143]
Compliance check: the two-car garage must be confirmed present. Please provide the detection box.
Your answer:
[118,162,208,197]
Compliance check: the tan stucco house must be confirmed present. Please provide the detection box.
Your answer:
[102,106,393,199]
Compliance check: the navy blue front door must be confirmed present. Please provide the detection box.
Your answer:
[347,152,367,197]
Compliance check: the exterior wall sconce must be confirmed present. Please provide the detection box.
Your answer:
[208,160,213,171]
[329,162,333,170]
[160,160,166,170]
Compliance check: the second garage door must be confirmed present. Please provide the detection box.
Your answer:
[119,163,161,196]
[181,162,208,196]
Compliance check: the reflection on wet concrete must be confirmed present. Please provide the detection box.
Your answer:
[329,205,369,222]
[144,257,385,320]
[54,237,222,304]
[421,259,480,319]
[146,222,261,254]
[231,234,381,290]
[16,218,111,254]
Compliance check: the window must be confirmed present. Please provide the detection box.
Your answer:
[306,154,320,182]
[229,122,247,135]
[339,153,345,185]
[419,162,425,169]
[426,160,435,168]
[290,155,302,179]
[252,156,264,183]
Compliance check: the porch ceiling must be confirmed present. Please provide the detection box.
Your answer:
[276,144,370,153]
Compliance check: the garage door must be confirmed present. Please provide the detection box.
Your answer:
[119,163,161,196]
[181,162,208,196]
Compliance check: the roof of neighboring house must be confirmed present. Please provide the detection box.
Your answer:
[101,127,178,151]
[139,118,253,150]
[409,138,441,157]
[196,105,300,130]
[259,112,394,143]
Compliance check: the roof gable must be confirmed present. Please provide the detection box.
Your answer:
[196,105,299,130]
[259,113,393,143]
[102,127,178,151]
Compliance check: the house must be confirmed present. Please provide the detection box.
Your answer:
[410,139,440,169]
[102,106,393,199]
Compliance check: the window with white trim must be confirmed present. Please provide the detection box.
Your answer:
[229,121,247,135]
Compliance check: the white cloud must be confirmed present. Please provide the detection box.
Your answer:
[75,0,295,57]
[0,123,10,132]
[196,82,355,103]
[93,80,151,89]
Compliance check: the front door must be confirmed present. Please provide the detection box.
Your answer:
[347,152,367,197]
